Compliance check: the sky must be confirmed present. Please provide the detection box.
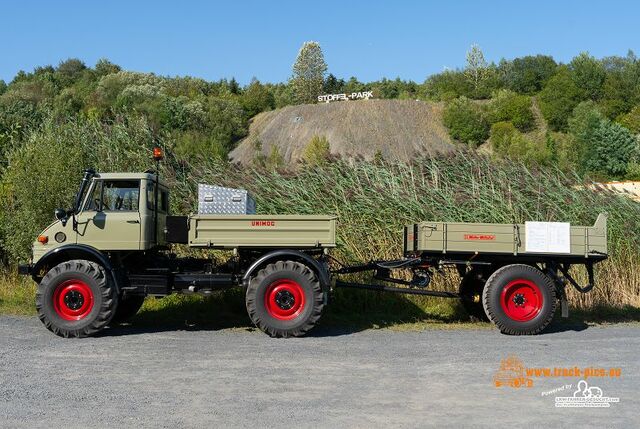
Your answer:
[1,0,639,85]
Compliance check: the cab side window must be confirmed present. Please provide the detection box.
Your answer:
[102,180,140,211]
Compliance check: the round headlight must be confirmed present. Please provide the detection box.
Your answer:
[54,232,67,243]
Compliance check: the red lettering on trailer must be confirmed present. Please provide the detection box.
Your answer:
[464,234,496,241]
[251,220,276,227]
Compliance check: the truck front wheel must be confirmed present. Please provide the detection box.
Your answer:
[36,259,118,338]
[482,264,556,335]
[246,260,324,337]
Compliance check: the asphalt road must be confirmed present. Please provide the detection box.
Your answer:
[0,316,638,428]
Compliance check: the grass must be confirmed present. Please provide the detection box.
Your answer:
[0,270,36,316]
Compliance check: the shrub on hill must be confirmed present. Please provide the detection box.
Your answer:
[443,97,490,146]
[488,90,535,132]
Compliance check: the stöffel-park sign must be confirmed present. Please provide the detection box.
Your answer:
[317,91,374,103]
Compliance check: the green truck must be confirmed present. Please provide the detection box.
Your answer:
[19,159,608,338]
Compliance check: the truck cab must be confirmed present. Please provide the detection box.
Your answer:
[31,170,170,265]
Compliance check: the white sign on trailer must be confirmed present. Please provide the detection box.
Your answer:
[525,221,571,254]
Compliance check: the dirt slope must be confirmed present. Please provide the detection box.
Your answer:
[230,99,455,164]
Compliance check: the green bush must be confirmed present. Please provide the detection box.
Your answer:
[617,106,640,134]
[489,121,517,153]
[488,90,535,131]
[443,97,490,146]
[303,135,331,165]
[489,121,550,165]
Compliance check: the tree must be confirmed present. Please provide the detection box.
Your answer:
[241,78,275,118]
[228,78,240,95]
[465,44,488,98]
[423,70,473,100]
[266,145,284,169]
[600,51,640,118]
[291,41,327,104]
[499,55,557,94]
[584,120,638,177]
[95,58,121,76]
[0,80,6,95]
[303,135,330,165]
[538,67,584,131]
[443,97,490,146]
[569,52,606,100]
[206,97,247,152]
[56,58,87,87]
[568,101,604,165]
[323,74,345,93]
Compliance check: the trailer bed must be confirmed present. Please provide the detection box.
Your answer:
[188,214,337,249]
[404,214,607,259]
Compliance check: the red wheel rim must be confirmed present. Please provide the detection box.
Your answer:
[53,279,94,321]
[264,279,306,320]
[500,278,543,322]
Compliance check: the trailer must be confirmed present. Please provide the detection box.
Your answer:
[18,152,609,338]
[334,215,607,335]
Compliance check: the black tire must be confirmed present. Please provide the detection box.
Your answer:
[110,295,145,324]
[36,259,118,338]
[459,269,490,321]
[482,264,556,335]
[246,260,324,338]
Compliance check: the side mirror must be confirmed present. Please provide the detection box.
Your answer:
[54,208,68,226]
[54,208,66,220]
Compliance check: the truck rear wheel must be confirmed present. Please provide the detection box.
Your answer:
[110,295,145,324]
[246,260,324,337]
[36,259,118,338]
[482,264,556,335]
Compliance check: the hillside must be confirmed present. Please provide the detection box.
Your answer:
[230,99,455,164]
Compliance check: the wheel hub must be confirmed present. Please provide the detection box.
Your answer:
[512,293,526,307]
[274,290,295,310]
[63,290,85,310]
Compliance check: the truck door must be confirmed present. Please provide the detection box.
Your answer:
[75,179,142,250]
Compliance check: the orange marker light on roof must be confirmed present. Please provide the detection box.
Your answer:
[153,147,164,161]
[37,235,48,245]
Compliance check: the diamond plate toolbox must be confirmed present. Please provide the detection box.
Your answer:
[198,184,256,215]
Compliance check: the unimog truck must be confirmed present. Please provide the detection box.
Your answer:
[19,151,608,337]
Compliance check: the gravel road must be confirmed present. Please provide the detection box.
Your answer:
[0,316,637,428]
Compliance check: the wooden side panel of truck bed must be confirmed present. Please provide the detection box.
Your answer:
[188,215,337,249]
[404,214,607,257]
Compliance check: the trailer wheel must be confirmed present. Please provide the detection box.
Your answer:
[482,264,556,335]
[36,259,118,338]
[459,269,489,321]
[246,260,324,338]
[110,295,145,324]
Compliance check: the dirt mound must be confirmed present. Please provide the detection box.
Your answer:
[230,99,455,164]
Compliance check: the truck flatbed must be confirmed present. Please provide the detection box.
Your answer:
[187,214,337,249]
